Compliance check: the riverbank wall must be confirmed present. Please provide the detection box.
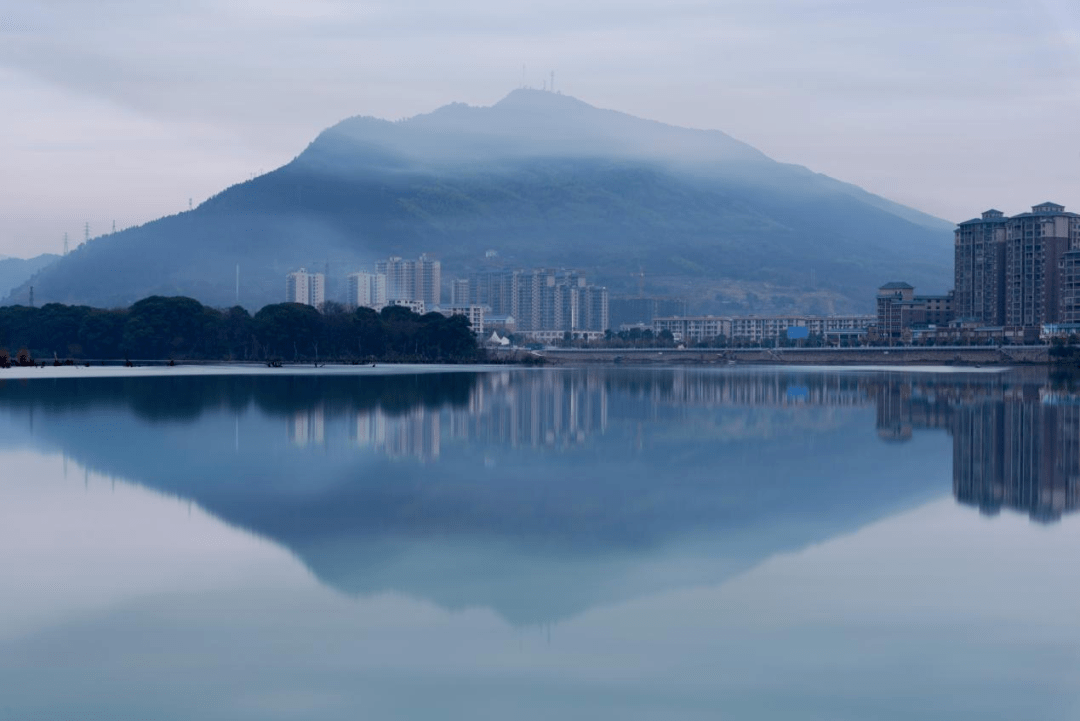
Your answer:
[518,346,1050,365]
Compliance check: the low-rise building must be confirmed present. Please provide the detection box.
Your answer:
[653,316,730,344]
[653,314,875,344]
[388,299,426,314]
[877,282,954,341]
[436,305,486,334]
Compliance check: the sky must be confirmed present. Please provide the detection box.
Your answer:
[2,0,1080,258]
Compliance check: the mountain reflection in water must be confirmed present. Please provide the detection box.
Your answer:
[0,367,1074,625]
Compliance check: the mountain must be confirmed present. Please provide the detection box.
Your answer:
[0,253,60,301]
[3,90,954,313]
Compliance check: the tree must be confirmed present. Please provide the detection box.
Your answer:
[354,307,388,358]
[122,296,215,359]
[78,310,126,359]
[253,303,322,359]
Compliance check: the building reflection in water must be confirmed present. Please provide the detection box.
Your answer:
[871,375,1080,523]
[270,368,1080,524]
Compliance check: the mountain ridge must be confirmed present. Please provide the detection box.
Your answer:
[4,90,953,313]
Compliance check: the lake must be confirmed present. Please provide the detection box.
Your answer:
[1,365,1078,720]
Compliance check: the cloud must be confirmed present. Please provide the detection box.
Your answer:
[1,0,1080,253]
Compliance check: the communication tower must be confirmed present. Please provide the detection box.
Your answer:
[63,233,69,256]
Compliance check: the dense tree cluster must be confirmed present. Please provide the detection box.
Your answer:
[0,296,480,363]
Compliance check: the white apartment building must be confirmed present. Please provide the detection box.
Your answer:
[653,315,875,344]
[285,268,325,308]
[376,254,441,306]
[653,316,730,343]
[347,271,388,309]
[388,299,426,314]
[437,305,486,334]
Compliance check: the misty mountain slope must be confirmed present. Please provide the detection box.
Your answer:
[0,253,60,302]
[4,90,953,312]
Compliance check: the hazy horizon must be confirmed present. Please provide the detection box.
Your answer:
[3,0,1080,258]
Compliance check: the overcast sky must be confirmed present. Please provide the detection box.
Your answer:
[3,0,1080,258]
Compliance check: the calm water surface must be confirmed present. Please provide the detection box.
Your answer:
[1,366,1078,720]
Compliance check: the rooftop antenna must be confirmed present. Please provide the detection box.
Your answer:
[63,232,69,256]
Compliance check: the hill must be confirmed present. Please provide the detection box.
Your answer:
[0,253,60,301]
[3,90,954,313]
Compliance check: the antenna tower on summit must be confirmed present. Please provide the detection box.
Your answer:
[84,222,89,245]
[63,233,69,256]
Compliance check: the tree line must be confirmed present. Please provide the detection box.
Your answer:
[0,297,480,364]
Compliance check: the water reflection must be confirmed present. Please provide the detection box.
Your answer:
[0,367,1076,626]
[869,374,1080,522]
[4,367,1080,720]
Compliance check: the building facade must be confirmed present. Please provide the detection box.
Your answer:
[955,209,1008,325]
[347,271,388,309]
[437,305,486,334]
[459,268,609,333]
[877,282,954,340]
[286,268,325,308]
[1003,203,1080,327]
[652,315,874,344]
[376,254,441,306]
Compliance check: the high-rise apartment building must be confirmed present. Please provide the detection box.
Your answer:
[459,268,608,333]
[954,203,1080,331]
[347,271,388,309]
[286,268,325,308]
[376,254,441,306]
[955,209,1008,324]
[1003,203,1080,327]
[450,278,470,306]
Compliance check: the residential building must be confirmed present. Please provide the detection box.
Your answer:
[1059,249,1080,324]
[437,305,486,334]
[955,209,1008,325]
[654,314,874,344]
[1004,203,1080,327]
[388,299,426,314]
[653,316,729,344]
[376,254,441,306]
[450,278,470,306]
[877,282,953,340]
[460,268,608,333]
[346,271,387,309]
[285,268,325,308]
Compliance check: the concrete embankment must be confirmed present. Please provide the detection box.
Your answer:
[521,346,1050,365]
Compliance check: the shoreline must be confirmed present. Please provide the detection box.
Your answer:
[519,345,1051,366]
